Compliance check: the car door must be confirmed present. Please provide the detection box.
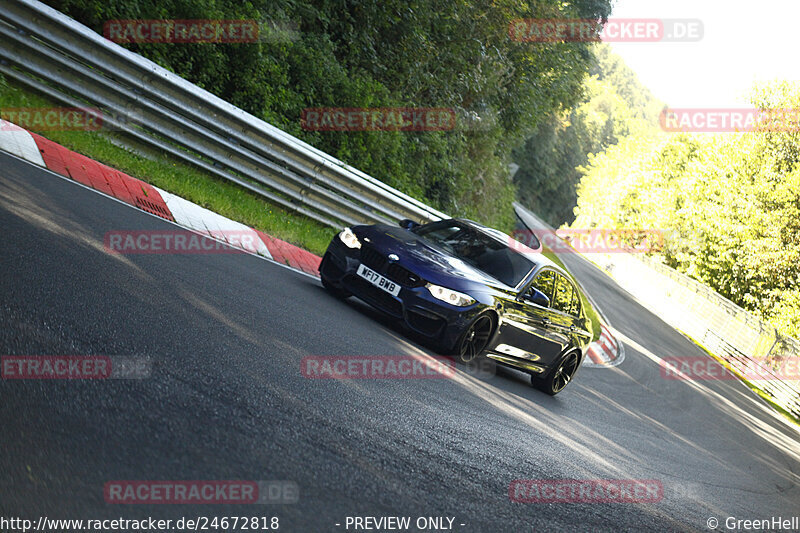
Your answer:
[546,273,593,354]
[527,270,574,367]
[493,269,564,365]
[545,273,580,354]
[566,285,593,347]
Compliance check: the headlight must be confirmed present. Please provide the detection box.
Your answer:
[338,227,361,249]
[426,283,475,307]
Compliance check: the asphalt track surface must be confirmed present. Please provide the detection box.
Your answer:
[1,150,799,532]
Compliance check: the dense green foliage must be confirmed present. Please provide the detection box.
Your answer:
[512,44,662,226]
[572,81,800,339]
[45,0,612,231]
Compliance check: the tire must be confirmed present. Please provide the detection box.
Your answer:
[321,275,351,299]
[532,350,580,396]
[451,313,495,364]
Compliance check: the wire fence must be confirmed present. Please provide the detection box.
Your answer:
[596,252,800,418]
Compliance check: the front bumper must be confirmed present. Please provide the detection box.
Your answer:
[320,239,482,349]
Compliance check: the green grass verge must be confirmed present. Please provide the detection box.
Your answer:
[0,76,336,256]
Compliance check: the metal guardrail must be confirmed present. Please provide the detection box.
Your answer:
[599,252,800,418]
[0,0,448,229]
[640,256,800,417]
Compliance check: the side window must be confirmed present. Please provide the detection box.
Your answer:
[552,274,573,314]
[528,270,555,303]
[569,289,582,317]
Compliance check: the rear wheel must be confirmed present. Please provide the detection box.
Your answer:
[532,350,580,395]
[453,314,494,364]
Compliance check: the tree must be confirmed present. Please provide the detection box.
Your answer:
[512,44,661,226]
[44,0,613,231]
[571,81,800,339]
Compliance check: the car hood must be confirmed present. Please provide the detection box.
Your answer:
[353,224,514,293]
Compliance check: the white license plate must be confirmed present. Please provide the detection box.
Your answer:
[356,264,401,296]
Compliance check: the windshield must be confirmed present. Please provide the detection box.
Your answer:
[414,220,534,287]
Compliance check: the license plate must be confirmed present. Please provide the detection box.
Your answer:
[356,264,401,296]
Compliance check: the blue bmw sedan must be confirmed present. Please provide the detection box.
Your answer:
[319,218,592,394]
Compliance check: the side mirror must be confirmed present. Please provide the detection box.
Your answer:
[399,219,420,230]
[524,288,550,308]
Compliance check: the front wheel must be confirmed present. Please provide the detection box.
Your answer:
[452,314,495,364]
[532,350,580,395]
